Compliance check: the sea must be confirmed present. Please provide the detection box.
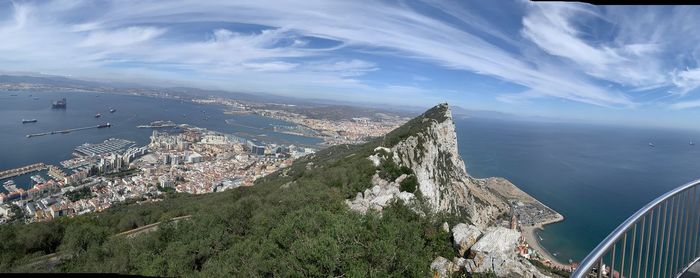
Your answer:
[456,117,700,264]
[3,91,700,264]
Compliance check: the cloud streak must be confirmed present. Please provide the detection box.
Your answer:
[0,0,699,109]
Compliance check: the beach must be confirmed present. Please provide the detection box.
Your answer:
[522,215,569,268]
[482,177,568,267]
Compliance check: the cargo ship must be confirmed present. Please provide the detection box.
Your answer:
[98,123,111,128]
[22,119,37,123]
[51,98,67,109]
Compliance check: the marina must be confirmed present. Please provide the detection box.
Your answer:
[3,180,18,193]
[30,174,46,184]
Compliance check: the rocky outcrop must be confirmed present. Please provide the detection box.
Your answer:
[430,256,459,278]
[387,103,508,229]
[345,103,553,277]
[346,173,415,213]
[470,227,520,255]
[467,227,549,278]
[452,223,482,257]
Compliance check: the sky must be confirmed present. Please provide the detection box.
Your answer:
[3,1,700,129]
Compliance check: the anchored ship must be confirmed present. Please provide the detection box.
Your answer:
[51,98,67,109]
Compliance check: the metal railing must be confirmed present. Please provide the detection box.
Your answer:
[572,178,700,278]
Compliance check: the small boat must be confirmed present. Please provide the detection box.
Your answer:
[649,142,655,147]
[22,119,37,123]
[95,113,101,118]
[109,108,116,113]
[9,94,17,96]
[97,123,111,128]
[691,141,695,146]
[33,97,39,100]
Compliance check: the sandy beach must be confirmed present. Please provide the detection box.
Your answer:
[522,214,569,269]
[482,177,569,268]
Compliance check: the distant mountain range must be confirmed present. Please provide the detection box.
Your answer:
[0,73,558,123]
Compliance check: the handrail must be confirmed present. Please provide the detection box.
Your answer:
[572,178,700,278]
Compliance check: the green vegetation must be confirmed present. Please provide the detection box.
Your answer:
[101,168,139,178]
[377,155,413,182]
[400,175,418,193]
[0,104,460,276]
[64,187,92,202]
[8,204,25,223]
[157,185,176,194]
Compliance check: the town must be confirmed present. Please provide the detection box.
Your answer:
[0,123,317,223]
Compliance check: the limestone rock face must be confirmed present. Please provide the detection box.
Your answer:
[388,103,508,229]
[469,227,550,278]
[343,103,550,277]
[452,223,482,257]
[470,227,520,255]
[430,256,459,278]
[471,252,549,278]
[346,173,415,213]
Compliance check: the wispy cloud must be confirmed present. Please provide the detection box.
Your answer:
[669,99,700,110]
[0,0,700,110]
[79,26,166,47]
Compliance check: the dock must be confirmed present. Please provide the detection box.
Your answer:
[0,163,46,180]
[27,124,111,138]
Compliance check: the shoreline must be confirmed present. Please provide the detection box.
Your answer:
[480,177,570,268]
[522,213,569,268]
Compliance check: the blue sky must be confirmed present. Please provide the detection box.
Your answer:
[3,1,700,128]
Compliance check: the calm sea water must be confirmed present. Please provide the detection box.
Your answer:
[456,117,700,263]
[0,91,321,190]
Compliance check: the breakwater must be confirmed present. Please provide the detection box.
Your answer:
[0,163,46,179]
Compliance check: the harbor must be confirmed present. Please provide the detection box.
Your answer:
[26,123,111,138]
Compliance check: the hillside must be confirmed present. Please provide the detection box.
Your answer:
[0,103,559,277]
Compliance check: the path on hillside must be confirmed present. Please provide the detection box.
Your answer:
[18,215,192,271]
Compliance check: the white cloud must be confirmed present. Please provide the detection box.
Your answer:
[79,26,166,47]
[1,0,699,109]
[521,3,666,88]
[671,68,700,96]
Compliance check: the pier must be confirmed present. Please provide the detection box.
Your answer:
[26,123,111,138]
[0,163,46,179]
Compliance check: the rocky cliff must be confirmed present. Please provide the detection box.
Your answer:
[345,103,553,277]
[384,103,508,229]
